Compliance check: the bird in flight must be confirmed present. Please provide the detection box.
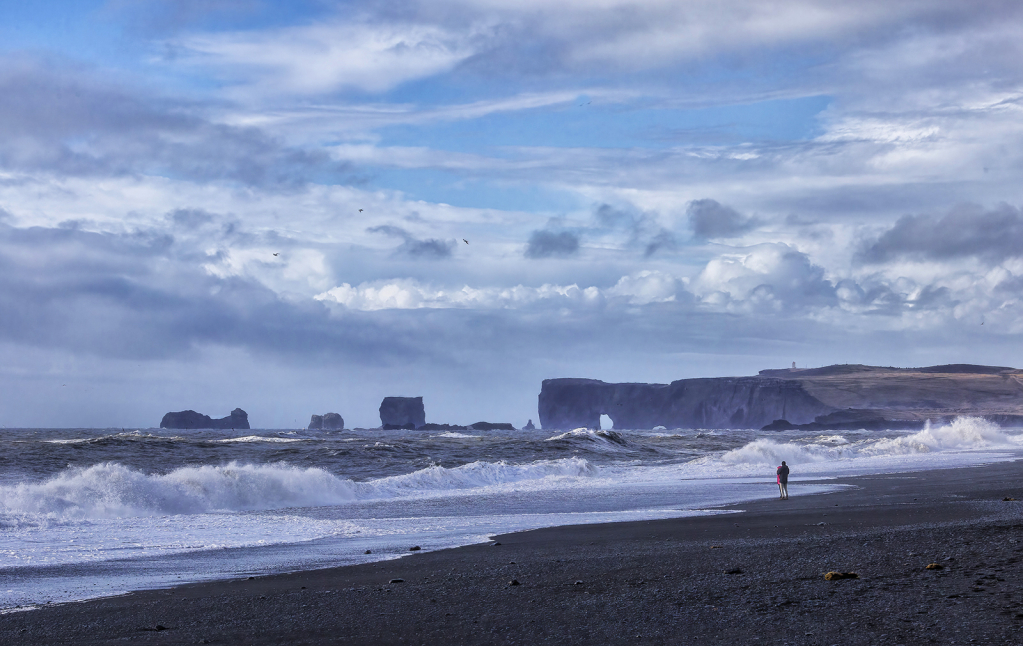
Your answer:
[273,253,279,257]
[359,209,363,212]
[463,239,469,244]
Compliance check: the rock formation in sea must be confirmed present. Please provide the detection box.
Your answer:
[538,364,1023,430]
[379,397,426,429]
[160,408,250,430]
[523,419,536,430]
[419,423,468,431]
[468,422,515,431]
[308,413,344,430]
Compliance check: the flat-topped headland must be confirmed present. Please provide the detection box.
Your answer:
[539,363,1023,430]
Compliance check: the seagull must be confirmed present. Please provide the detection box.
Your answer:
[463,239,469,244]
[273,253,279,257]
[359,209,363,212]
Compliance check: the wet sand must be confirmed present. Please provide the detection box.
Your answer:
[3,460,1023,645]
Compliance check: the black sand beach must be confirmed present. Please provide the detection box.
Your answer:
[4,460,1023,645]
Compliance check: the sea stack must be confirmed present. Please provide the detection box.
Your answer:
[308,413,344,430]
[160,408,249,430]
[379,397,426,430]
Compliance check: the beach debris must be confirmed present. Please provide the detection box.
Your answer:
[140,625,168,631]
[1003,497,1017,501]
[926,563,944,570]
[824,571,859,580]
[509,580,520,586]
[389,579,404,584]
[493,542,502,546]
[409,546,421,551]
[725,568,743,575]
[575,580,584,585]
[365,550,372,554]
[710,545,723,549]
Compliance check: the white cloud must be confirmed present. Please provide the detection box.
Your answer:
[314,270,689,311]
[173,21,480,95]
[315,279,604,310]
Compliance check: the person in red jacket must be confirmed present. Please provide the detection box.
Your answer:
[777,461,790,499]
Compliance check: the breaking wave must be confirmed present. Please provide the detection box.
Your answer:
[0,458,597,520]
[545,428,630,447]
[719,417,1015,467]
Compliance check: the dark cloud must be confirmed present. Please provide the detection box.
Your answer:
[367,225,454,259]
[859,203,1023,263]
[0,57,350,188]
[524,229,579,258]
[592,203,676,257]
[644,230,677,257]
[687,199,758,238]
[0,222,428,364]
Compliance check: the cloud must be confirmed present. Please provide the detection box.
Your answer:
[168,208,215,228]
[367,225,454,259]
[315,279,602,310]
[644,229,678,257]
[687,199,758,239]
[524,229,580,258]
[172,21,480,95]
[0,56,350,188]
[859,203,1023,263]
[315,270,689,311]
[690,243,836,311]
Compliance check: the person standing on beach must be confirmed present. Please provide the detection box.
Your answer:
[777,461,789,499]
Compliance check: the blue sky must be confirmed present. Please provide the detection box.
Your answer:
[2,0,1023,427]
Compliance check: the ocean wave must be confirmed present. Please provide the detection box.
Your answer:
[434,432,482,439]
[363,458,596,497]
[545,428,630,447]
[0,457,597,520]
[719,417,1014,467]
[44,431,183,445]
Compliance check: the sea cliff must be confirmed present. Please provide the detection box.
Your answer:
[538,364,1023,430]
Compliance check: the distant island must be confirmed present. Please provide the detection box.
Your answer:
[538,364,1023,430]
[160,408,250,430]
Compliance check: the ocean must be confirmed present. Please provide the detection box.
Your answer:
[2,417,1021,611]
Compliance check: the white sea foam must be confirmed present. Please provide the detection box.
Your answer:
[215,435,304,443]
[434,432,482,439]
[0,458,598,521]
[719,417,1013,467]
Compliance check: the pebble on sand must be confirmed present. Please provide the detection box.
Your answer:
[389,579,404,584]
[823,571,859,580]
[509,580,520,586]
[409,546,421,551]
[925,563,944,570]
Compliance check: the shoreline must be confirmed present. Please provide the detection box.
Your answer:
[3,459,1023,644]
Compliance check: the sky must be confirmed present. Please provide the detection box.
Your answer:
[2,0,1023,428]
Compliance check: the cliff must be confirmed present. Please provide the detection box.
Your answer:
[539,378,830,430]
[538,364,1023,430]
[160,408,249,430]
